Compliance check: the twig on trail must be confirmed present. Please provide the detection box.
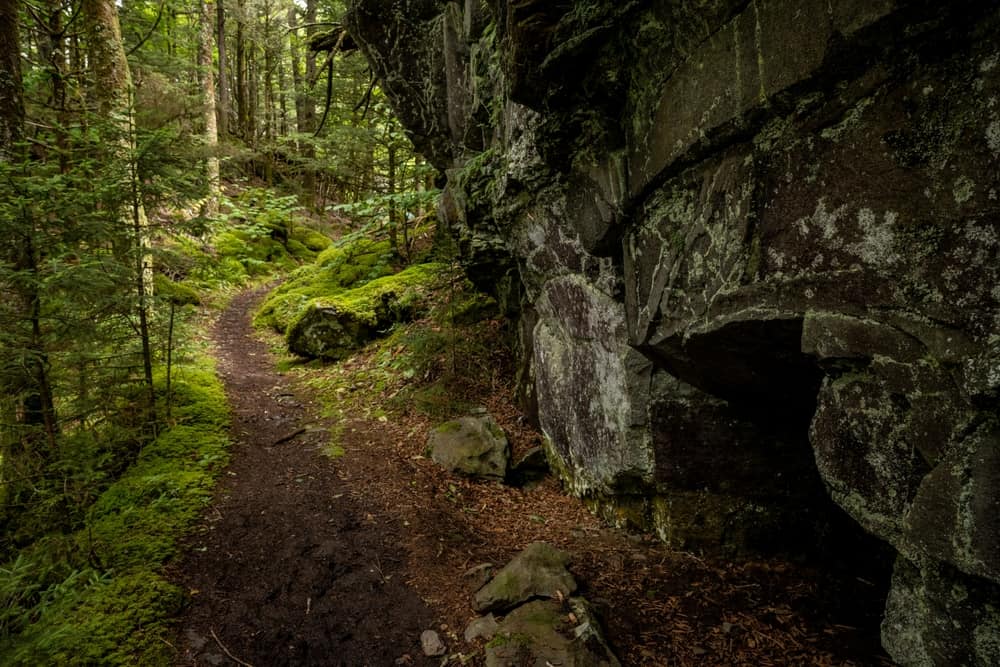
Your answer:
[210,628,255,667]
[372,553,390,584]
[273,428,307,446]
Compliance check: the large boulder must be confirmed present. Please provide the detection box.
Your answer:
[285,263,444,359]
[346,0,1000,662]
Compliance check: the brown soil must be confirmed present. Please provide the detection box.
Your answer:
[171,289,438,667]
[172,288,896,667]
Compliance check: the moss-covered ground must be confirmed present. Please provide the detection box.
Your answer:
[0,359,230,666]
[0,184,337,666]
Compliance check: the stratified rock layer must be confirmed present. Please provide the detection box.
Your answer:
[345,1,1000,663]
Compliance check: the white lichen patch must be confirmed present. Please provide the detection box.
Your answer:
[965,221,998,247]
[953,176,975,205]
[767,247,786,270]
[852,208,901,266]
[974,612,1000,663]
[796,197,849,244]
[820,96,874,141]
[981,53,999,73]
[987,120,1000,155]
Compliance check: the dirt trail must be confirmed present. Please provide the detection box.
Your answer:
[172,289,437,667]
[171,288,894,667]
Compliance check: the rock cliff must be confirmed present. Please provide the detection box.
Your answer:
[345,1,1000,663]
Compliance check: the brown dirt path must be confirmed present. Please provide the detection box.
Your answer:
[170,286,894,666]
[171,289,437,667]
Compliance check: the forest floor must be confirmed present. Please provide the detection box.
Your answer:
[170,288,896,667]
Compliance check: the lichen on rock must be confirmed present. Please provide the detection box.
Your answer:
[344,0,1000,662]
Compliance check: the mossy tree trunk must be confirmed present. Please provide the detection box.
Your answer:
[82,0,157,436]
[288,0,318,207]
[235,0,248,142]
[216,0,229,138]
[0,0,22,159]
[199,0,220,215]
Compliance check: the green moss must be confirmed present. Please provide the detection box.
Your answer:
[285,262,448,360]
[6,572,182,666]
[286,238,312,260]
[485,632,533,649]
[153,274,201,306]
[255,237,395,333]
[0,355,230,665]
[434,420,463,434]
[444,293,499,325]
[292,228,333,252]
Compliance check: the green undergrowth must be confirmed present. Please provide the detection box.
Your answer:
[0,359,230,666]
[154,186,335,303]
[261,259,509,457]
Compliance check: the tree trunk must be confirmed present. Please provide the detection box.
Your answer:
[300,0,317,205]
[216,0,229,138]
[82,0,157,434]
[247,45,257,147]
[199,0,220,214]
[0,0,23,158]
[262,2,273,143]
[1,0,59,457]
[235,0,247,141]
[288,7,304,128]
[277,47,288,136]
[387,141,398,256]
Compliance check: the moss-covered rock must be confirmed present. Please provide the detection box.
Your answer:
[153,274,201,306]
[427,414,510,481]
[255,237,395,333]
[473,542,576,614]
[285,262,447,359]
[484,598,620,667]
[293,228,333,252]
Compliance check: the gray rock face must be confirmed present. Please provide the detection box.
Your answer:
[427,415,510,481]
[346,0,1000,662]
[473,542,576,613]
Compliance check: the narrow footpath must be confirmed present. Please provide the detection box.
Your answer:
[172,289,436,667]
[170,289,894,667]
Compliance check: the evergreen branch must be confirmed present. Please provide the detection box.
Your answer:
[126,0,166,57]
